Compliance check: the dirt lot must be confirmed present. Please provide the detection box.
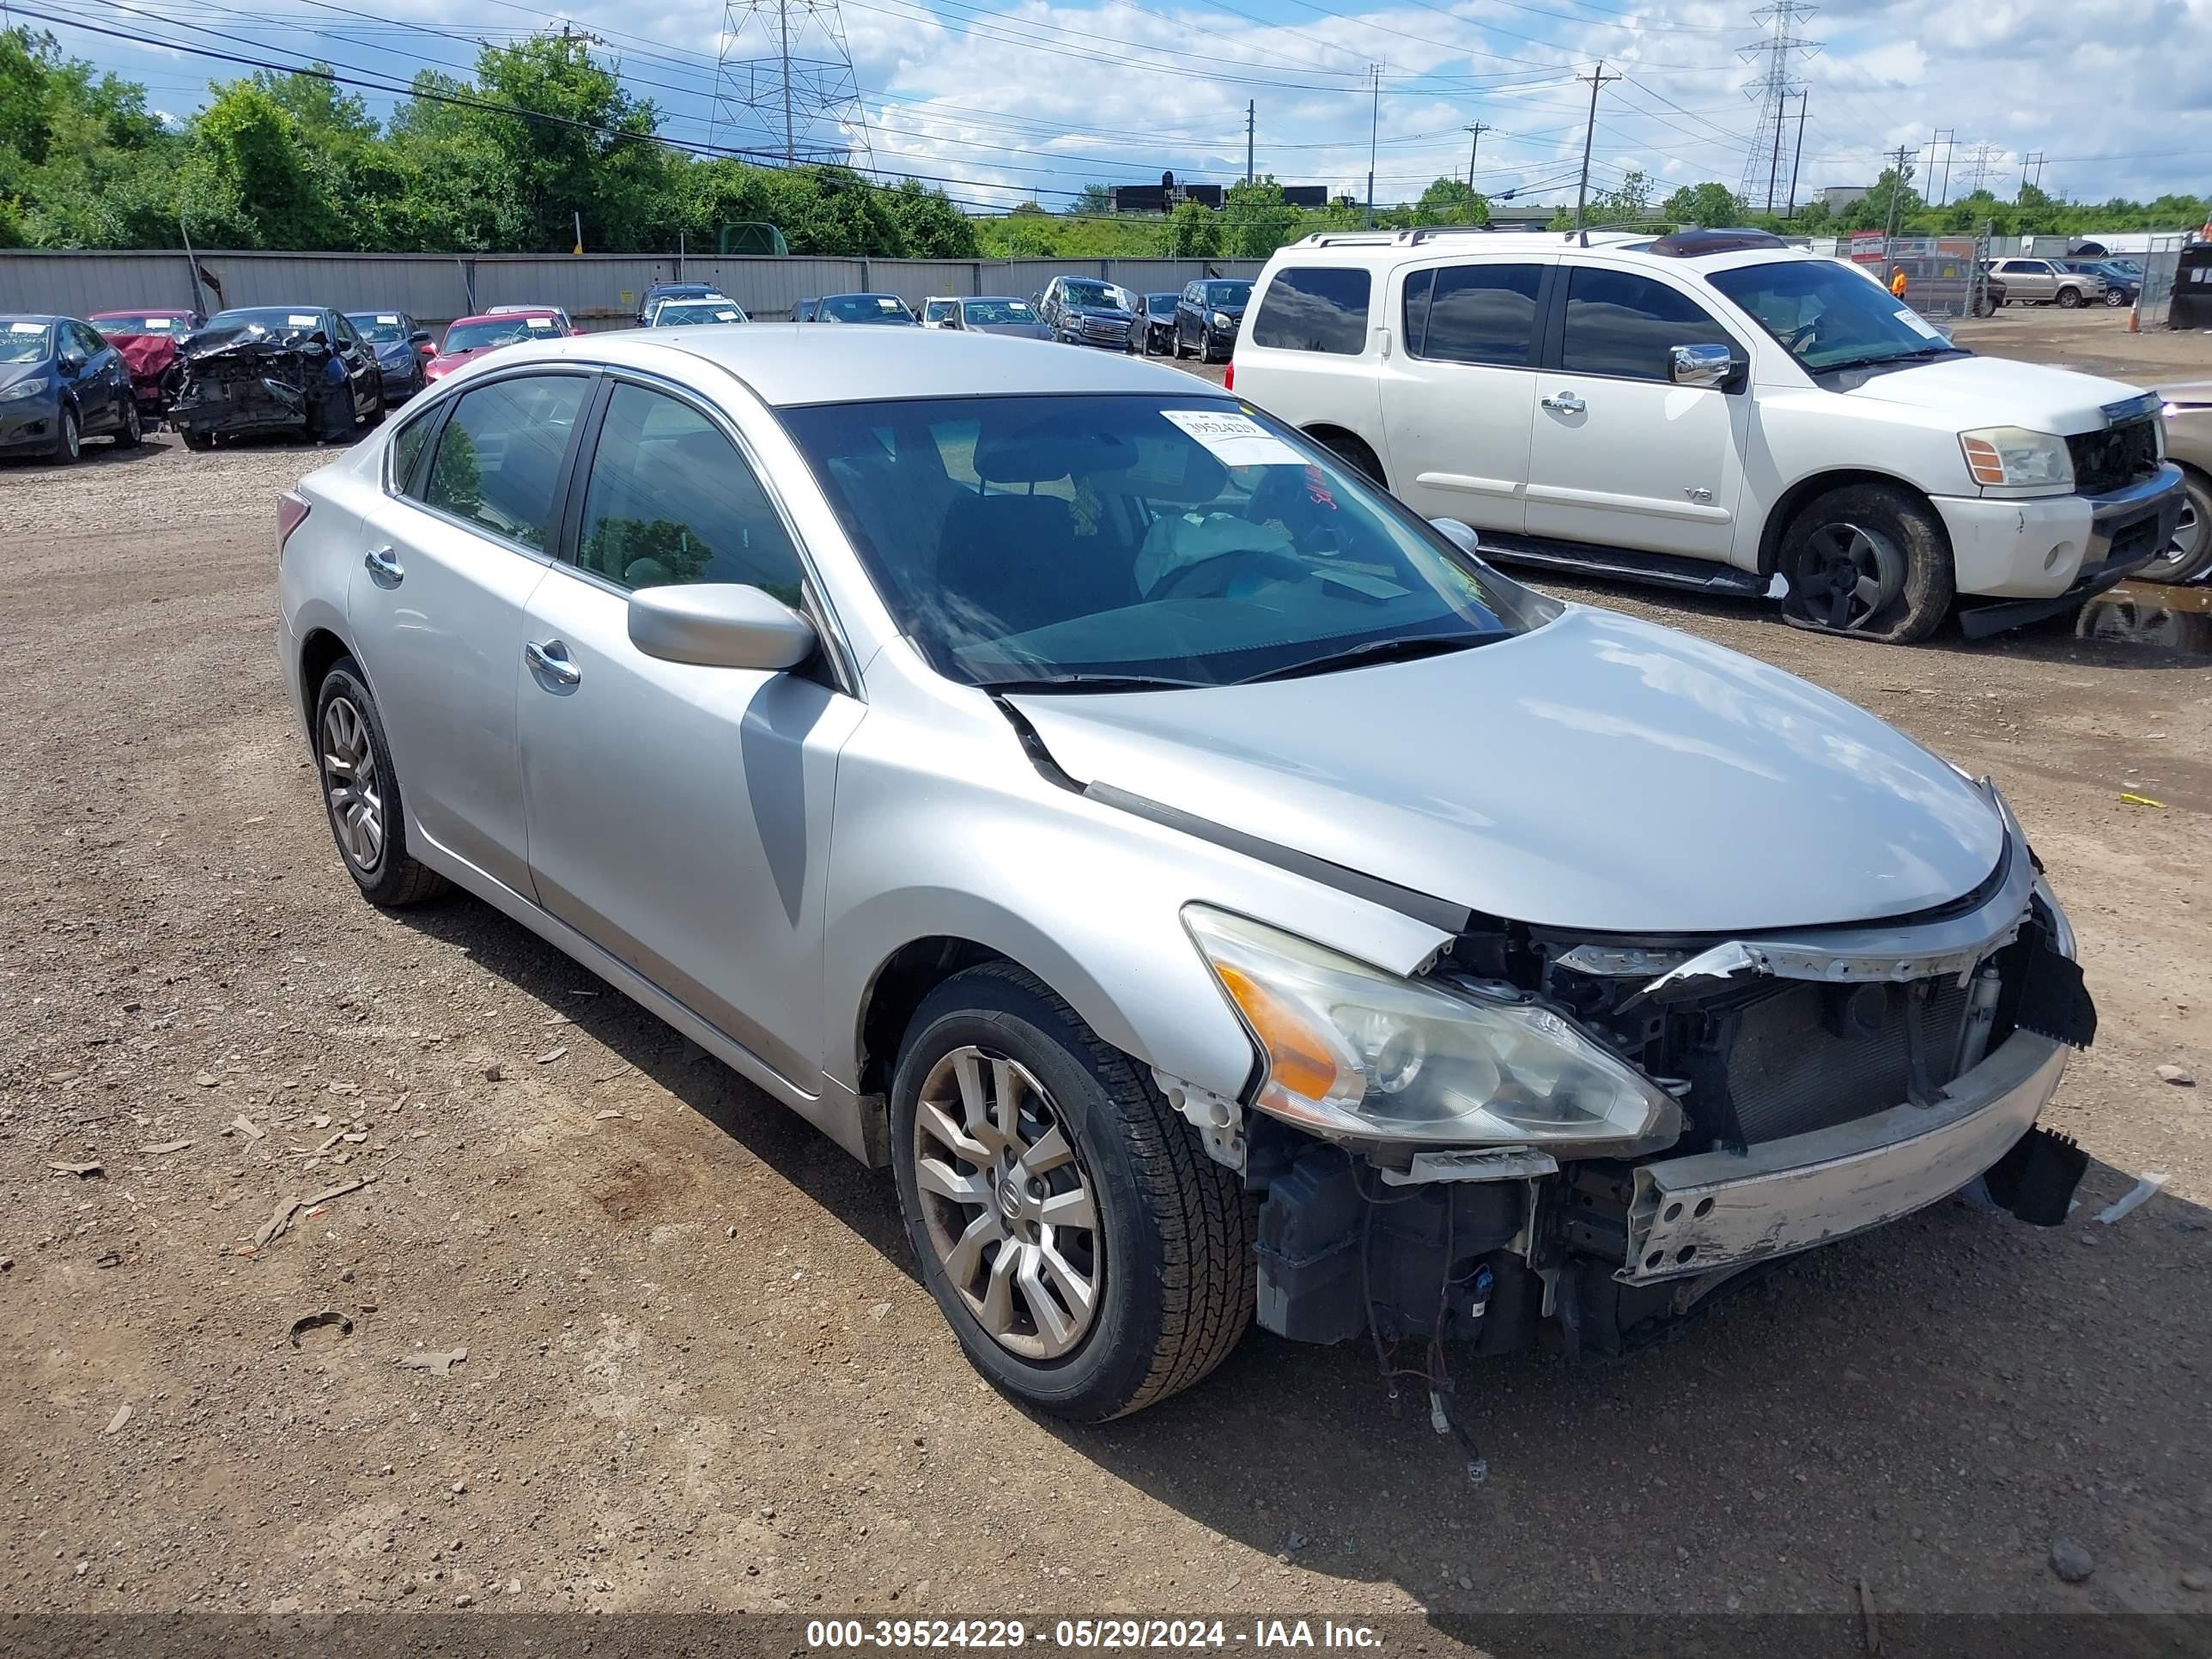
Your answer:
[3,310,2210,1642]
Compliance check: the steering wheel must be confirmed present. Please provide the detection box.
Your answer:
[1148,546,1310,601]
[1782,318,1821,354]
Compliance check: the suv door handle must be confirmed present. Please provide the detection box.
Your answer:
[1540,392,1586,415]
[362,546,404,585]
[525,639,582,687]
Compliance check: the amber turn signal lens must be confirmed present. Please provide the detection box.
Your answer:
[1212,962,1342,1102]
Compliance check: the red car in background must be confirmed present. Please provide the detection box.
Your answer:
[88,308,204,413]
[422,309,577,383]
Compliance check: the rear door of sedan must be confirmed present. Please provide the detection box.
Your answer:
[348,368,595,896]
[514,371,865,1085]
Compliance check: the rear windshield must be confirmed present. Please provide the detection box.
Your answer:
[779,392,1542,690]
[1250,268,1371,354]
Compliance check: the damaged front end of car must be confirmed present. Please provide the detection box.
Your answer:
[167,322,354,443]
[1163,780,2094,1367]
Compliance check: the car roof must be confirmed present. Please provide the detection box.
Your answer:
[449,325,1229,407]
[1262,227,1829,276]
[91,307,191,317]
[6,313,65,325]
[449,310,556,326]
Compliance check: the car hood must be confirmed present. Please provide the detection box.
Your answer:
[1838,353,2148,435]
[0,360,53,394]
[372,342,415,363]
[1006,606,2006,936]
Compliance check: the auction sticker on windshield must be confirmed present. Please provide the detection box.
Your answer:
[1160,408,1305,468]
[1898,310,1943,338]
[526,317,556,330]
[9,321,44,333]
[287,314,318,327]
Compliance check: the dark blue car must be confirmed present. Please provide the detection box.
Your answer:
[2064,260,2141,307]
[0,314,143,463]
[344,310,436,403]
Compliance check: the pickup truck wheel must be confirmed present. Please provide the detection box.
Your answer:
[1778,483,1954,645]
[312,660,449,907]
[890,963,1255,1422]
[2142,471,2212,584]
[2057,287,2082,309]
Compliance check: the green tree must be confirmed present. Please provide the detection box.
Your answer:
[1070,182,1113,216]
[1222,175,1300,254]
[1412,176,1489,228]
[192,82,337,248]
[1660,180,1745,227]
[1161,197,1220,257]
[885,176,979,258]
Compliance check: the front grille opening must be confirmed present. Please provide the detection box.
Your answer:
[2068,416,2160,495]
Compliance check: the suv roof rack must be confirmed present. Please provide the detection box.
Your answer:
[1645,227,1788,258]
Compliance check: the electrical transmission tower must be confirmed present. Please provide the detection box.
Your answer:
[1738,2,1820,213]
[711,0,875,173]
[1962,143,1998,193]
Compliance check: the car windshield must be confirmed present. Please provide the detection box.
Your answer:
[443,316,556,352]
[1146,294,1176,314]
[781,393,1545,690]
[0,321,52,362]
[212,307,325,333]
[1706,260,1952,372]
[653,301,745,325]
[821,295,915,324]
[964,299,1034,325]
[346,314,410,343]
[93,313,185,334]
[1059,282,1121,310]
[1204,282,1252,307]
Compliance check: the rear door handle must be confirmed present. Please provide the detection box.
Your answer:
[1540,392,1586,415]
[362,546,404,585]
[525,639,582,687]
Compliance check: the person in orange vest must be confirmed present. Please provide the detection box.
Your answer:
[1889,266,1909,299]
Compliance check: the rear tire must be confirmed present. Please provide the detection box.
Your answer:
[2103,289,2127,307]
[113,401,142,448]
[2142,470,2212,586]
[890,963,1255,1422]
[1311,428,1386,489]
[1778,483,1954,645]
[311,659,449,908]
[182,429,215,452]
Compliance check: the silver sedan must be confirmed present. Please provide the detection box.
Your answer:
[278,327,2095,1420]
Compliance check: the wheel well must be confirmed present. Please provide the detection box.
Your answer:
[297,628,353,722]
[1756,469,1947,576]
[1302,423,1386,486]
[855,937,1014,1097]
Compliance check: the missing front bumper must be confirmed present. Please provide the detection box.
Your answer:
[1620,1029,2068,1285]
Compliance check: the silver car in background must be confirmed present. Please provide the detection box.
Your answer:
[277,329,2096,1422]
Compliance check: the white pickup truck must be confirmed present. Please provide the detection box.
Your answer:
[1228,228,2184,643]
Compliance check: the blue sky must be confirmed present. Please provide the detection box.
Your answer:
[19,0,2212,215]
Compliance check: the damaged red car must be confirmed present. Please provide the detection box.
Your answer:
[88,308,203,416]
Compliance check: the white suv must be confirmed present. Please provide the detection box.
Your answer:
[1231,228,2183,642]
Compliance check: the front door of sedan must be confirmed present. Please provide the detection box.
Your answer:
[516,378,863,1085]
[63,321,126,434]
[1377,259,1551,535]
[1520,265,1749,563]
[348,370,593,896]
[329,313,380,417]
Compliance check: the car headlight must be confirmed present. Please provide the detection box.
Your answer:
[1960,426,2074,492]
[1212,312,1232,328]
[1183,906,1680,1150]
[0,376,52,404]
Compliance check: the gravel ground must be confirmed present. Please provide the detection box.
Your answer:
[3,319,2210,1638]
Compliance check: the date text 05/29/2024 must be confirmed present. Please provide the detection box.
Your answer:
[805,1620,1385,1650]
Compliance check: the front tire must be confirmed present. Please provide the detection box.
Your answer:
[52,404,80,463]
[311,659,448,908]
[1778,483,1954,644]
[890,963,1254,1422]
[2057,287,2081,309]
[2142,470,2212,585]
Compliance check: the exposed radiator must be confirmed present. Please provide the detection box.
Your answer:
[1711,978,1973,1145]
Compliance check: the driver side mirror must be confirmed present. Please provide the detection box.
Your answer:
[57,352,86,375]
[1429,518,1480,556]
[628,583,816,672]
[409,329,432,344]
[1669,343,1738,389]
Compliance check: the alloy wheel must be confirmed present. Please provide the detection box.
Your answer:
[912,1046,1102,1361]
[2144,494,2204,581]
[61,407,80,460]
[320,696,385,872]
[1794,520,1906,631]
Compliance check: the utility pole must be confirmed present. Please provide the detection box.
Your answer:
[1881,141,1916,252]
[1245,100,1255,184]
[1463,121,1490,190]
[1785,91,1808,216]
[1574,60,1620,229]
[1364,65,1381,227]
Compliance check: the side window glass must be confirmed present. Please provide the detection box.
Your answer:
[1412,264,1543,367]
[576,384,805,605]
[1250,266,1372,355]
[390,409,437,495]
[73,322,105,357]
[422,374,587,549]
[1559,268,1735,381]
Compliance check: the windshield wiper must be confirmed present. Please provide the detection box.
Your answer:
[981,672,1216,694]
[1817,344,1962,372]
[1235,632,1503,685]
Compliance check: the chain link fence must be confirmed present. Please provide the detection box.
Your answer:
[1838,230,1995,320]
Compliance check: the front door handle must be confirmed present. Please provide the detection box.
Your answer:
[525,639,582,687]
[1540,392,1586,415]
[363,546,404,585]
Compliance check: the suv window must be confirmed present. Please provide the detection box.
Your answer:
[1250,267,1371,355]
[575,383,805,605]
[1404,264,1543,367]
[1559,268,1735,382]
[422,374,587,550]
